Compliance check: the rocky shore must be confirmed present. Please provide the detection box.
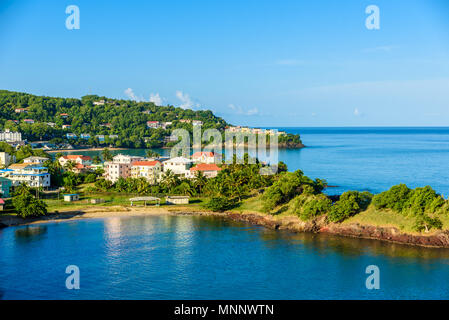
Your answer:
[2,207,449,248]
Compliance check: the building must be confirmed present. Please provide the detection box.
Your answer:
[64,194,80,202]
[131,160,162,184]
[95,135,105,142]
[165,196,189,205]
[189,163,222,178]
[147,121,161,129]
[23,119,35,124]
[0,129,22,142]
[62,125,72,129]
[0,198,4,211]
[66,133,77,139]
[0,177,12,198]
[59,155,92,168]
[60,113,69,118]
[14,108,27,113]
[3,163,50,188]
[0,152,16,167]
[191,151,222,164]
[23,156,49,164]
[80,133,91,140]
[103,154,144,182]
[162,157,193,176]
[192,120,203,126]
[93,100,105,105]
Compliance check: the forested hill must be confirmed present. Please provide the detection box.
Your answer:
[0,90,228,148]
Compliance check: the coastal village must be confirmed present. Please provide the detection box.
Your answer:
[0,146,224,205]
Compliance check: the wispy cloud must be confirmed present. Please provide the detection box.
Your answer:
[228,104,259,116]
[149,93,163,106]
[175,90,200,109]
[124,88,144,102]
[353,108,361,116]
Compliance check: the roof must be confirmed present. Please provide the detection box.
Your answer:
[163,157,193,164]
[192,151,216,158]
[190,163,222,172]
[9,163,32,169]
[129,196,160,201]
[61,155,92,161]
[0,199,4,204]
[132,160,161,167]
[24,156,48,161]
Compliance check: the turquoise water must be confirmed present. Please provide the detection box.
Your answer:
[62,127,449,195]
[1,215,449,300]
[14,127,448,300]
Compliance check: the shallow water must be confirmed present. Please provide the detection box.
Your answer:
[1,215,449,300]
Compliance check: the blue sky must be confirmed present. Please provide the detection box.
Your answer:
[1,0,449,127]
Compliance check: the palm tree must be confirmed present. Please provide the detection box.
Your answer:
[101,148,113,161]
[64,160,76,171]
[161,170,178,193]
[193,171,207,195]
[146,150,160,159]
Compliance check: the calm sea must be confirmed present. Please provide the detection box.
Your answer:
[63,127,449,195]
[9,127,446,300]
[1,215,449,300]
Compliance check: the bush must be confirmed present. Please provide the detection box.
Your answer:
[373,184,445,216]
[261,170,326,212]
[328,191,372,223]
[413,214,443,233]
[290,194,331,221]
[204,196,239,212]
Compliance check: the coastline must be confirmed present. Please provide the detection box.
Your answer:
[2,206,449,248]
[47,147,129,153]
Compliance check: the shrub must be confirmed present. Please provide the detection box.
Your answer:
[413,214,443,233]
[204,196,239,212]
[328,191,372,223]
[372,184,411,212]
[290,194,332,221]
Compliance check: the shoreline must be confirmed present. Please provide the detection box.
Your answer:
[2,206,449,248]
[47,147,129,153]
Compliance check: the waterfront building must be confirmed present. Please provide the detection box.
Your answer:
[162,157,193,176]
[23,156,49,164]
[59,155,92,167]
[131,160,162,184]
[191,151,222,164]
[3,163,50,188]
[189,163,222,178]
[0,152,16,167]
[0,177,12,197]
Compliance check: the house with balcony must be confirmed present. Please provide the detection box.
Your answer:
[191,151,222,164]
[162,157,193,177]
[3,163,51,188]
[189,163,222,178]
[131,160,162,184]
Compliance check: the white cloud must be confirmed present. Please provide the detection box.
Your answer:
[354,108,361,116]
[175,90,199,109]
[124,88,144,102]
[228,104,259,116]
[149,93,163,106]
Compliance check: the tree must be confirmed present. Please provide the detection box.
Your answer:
[146,150,160,158]
[92,155,101,164]
[63,160,76,171]
[204,196,239,212]
[101,148,113,161]
[193,171,207,194]
[413,214,443,233]
[12,184,48,218]
[327,191,373,222]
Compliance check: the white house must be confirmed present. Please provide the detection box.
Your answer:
[3,163,51,188]
[131,160,162,184]
[23,156,49,164]
[191,151,222,164]
[162,157,193,176]
[0,152,16,167]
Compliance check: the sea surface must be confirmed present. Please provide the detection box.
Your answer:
[9,127,449,300]
[62,127,449,195]
[1,215,449,300]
